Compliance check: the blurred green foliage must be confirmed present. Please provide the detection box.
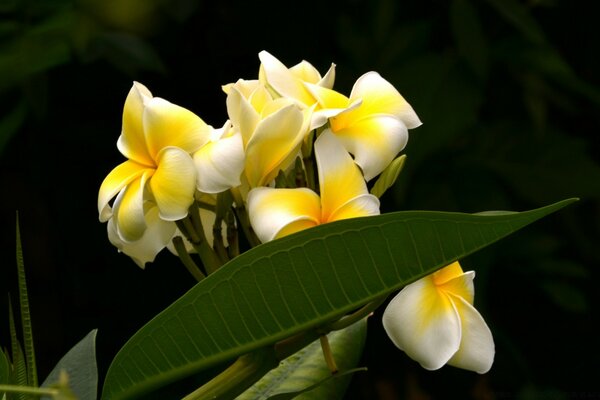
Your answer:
[0,0,598,399]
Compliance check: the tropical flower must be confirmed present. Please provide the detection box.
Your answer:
[306,72,422,181]
[382,262,495,374]
[258,50,336,109]
[248,130,380,242]
[98,82,209,241]
[224,79,310,188]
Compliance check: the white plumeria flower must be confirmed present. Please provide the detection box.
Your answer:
[224,79,310,188]
[306,72,422,181]
[248,130,380,242]
[382,262,495,374]
[258,50,336,109]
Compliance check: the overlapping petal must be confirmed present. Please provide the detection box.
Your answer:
[448,295,495,374]
[244,104,305,187]
[149,146,197,221]
[347,72,422,129]
[248,187,320,242]
[383,263,494,373]
[113,170,153,242]
[108,204,176,268]
[193,126,244,193]
[315,130,379,221]
[98,160,151,222]
[331,110,408,182]
[117,82,154,166]
[143,97,210,158]
[382,276,462,371]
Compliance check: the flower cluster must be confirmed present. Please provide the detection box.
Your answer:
[98,51,493,374]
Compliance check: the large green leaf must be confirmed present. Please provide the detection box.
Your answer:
[102,199,576,400]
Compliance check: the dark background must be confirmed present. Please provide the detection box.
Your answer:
[1,0,599,398]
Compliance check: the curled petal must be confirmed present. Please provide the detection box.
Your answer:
[289,60,322,84]
[149,147,197,221]
[248,187,320,242]
[258,50,316,107]
[318,63,336,89]
[437,268,475,305]
[194,130,245,193]
[383,276,462,371]
[244,104,305,187]
[315,130,373,221]
[226,87,260,146]
[327,193,380,222]
[98,160,150,222]
[332,115,408,181]
[118,82,154,166]
[448,295,495,374]
[349,72,422,129]
[143,97,210,158]
[114,171,153,242]
[108,205,176,268]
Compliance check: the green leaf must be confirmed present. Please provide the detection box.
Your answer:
[239,319,367,400]
[484,0,546,44]
[0,349,9,397]
[15,214,37,387]
[101,199,576,400]
[41,330,98,400]
[8,298,28,397]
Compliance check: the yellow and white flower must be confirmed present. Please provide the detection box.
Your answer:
[224,79,310,188]
[248,130,380,242]
[306,72,422,181]
[258,50,336,109]
[382,262,495,374]
[98,82,208,242]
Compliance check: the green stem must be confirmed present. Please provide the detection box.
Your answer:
[172,237,206,282]
[182,348,278,400]
[230,188,261,248]
[323,295,388,332]
[0,385,57,397]
[226,211,239,258]
[319,335,338,374]
[304,156,316,193]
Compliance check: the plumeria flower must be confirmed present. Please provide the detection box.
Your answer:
[98,82,243,243]
[382,262,495,374]
[258,50,336,109]
[224,79,310,188]
[98,82,208,241]
[306,72,422,181]
[248,130,380,242]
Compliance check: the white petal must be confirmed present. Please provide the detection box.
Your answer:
[248,187,320,242]
[98,161,149,222]
[108,205,176,268]
[332,115,408,181]
[350,72,422,129]
[258,50,316,107]
[113,171,152,242]
[448,295,495,374]
[226,86,260,147]
[194,130,245,193]
[383,277,462,370]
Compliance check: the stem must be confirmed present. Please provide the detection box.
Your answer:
[182,349,278,400]
[323,295,388,332]
[230,188,261,248]
[0,385,58,397]
[226,211,239,258]
[172,237,206,282]
[304,156,316,192]
[319,335,338,374]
